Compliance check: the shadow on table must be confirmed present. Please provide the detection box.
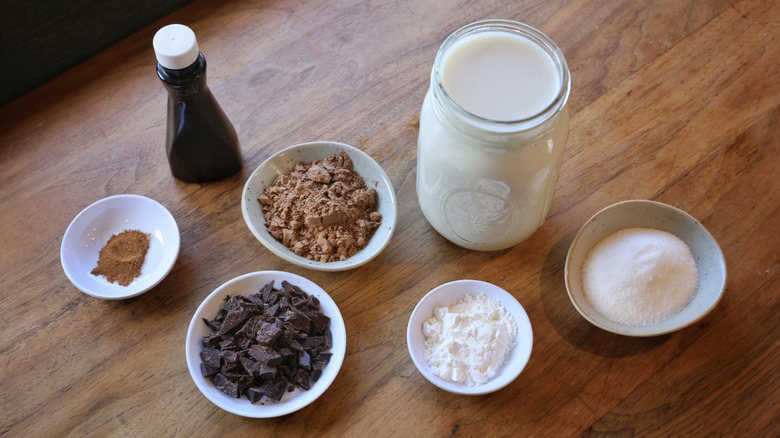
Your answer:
[538,230,670,358]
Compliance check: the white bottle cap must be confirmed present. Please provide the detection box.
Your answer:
[153,24,200,70]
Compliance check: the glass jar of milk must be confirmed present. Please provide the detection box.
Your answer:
[417,20,571,250]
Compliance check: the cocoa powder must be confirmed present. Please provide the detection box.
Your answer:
[259,150,382,262]
[91,229,151,286]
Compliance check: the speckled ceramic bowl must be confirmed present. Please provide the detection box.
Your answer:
[241,141,396,272]
[565,200,727,336]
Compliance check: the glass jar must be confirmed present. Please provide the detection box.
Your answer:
[416,20,571,250]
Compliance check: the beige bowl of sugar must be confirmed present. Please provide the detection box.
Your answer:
[564,200,727,336]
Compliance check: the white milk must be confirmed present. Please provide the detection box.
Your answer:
[416,21,570,250]
[441,31,560,121]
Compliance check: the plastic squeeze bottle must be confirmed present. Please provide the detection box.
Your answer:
[153,24,242,182]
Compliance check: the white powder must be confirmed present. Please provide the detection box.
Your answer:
[582,227,699,326]
[422,293,517,386]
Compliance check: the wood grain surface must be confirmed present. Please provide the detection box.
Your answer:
[1,0,777,436]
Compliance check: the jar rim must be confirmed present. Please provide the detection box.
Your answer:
[431,19,571,129]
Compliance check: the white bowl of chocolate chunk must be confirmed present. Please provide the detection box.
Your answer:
[242,141,397,271]
[185,271,347,418]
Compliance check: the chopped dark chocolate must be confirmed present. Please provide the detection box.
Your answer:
[199,280,333,403]
[214,373,240,398]
[299,350,311,370]
[220,349,240,363]
[200,348,221,377]
[257,378,287,402]
[293,368,311,390]
[201,333,222,349]
[217,310,251,336]
[303,336,325,349]
[249,344,282,366]
[246,387,265,404]
[202,317,221,332]
[281,309,311,332]
[255,321,282,346]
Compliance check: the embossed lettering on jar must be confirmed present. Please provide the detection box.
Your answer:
[416,20,571,250]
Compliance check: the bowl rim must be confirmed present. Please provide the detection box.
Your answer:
[60,194,180,300]
[185,270,347,417]
[564,199,727,336]
[406,279,533,395]
[240,141,397,272]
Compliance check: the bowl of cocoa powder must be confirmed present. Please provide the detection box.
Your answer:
[60,194,180,299]
[242,141,396,271]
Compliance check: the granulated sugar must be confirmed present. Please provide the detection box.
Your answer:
[423,293,516,386]
[582,228,699,326]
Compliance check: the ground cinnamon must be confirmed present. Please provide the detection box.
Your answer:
[259,150,382,262]
[91,229,151,286]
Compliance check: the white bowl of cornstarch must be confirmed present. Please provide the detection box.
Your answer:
[406,280,533,395]
[565,200,726,337]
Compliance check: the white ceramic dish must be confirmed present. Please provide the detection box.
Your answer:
[241,141,396,272]
[565,199,727,336]
[406,280,533,395]
[60,194,180,300]
[185,271,347,418]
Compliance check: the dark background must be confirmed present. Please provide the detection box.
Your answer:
[0,0,191,106]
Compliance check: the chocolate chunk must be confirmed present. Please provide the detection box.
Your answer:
[307,312,330,333]
[281,309,311,332]
[214,373,240,398]
[219,339,236,351]
[217,310,251,336]
[266,303,281,317]
[255,321,282,346]
[291,295,307,308]
[248,344,282,366]
[299,350,311,370]
[293,368,311,390]
[281,280,300,295]
[220,349,240,363]
[289,339,304,353]
[278,326,294,347]
[302,336,325,349]
[259,281,274,303]
[257,378,287,402]
[202,333,222,349]
[312,353,332,371]
[246,387,265,404]
[235,315,260,339]
[202,317,222,332]
[324,328,333,348]
[278,347,295,360]
[200,348,221,377]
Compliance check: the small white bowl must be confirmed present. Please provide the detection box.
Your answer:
[60,194,180,300]
[241,141,397,272]
[185,271,347,418]
[565,200,727,336]
[406,280,533,395]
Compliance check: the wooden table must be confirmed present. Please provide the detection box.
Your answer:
[1,0,777,436]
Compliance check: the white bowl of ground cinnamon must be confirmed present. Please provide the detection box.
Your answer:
[242,141,397,271]
[565,200,727,336]
[60,194,180,299]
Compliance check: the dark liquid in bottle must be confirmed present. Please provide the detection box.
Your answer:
[157,54,242,182]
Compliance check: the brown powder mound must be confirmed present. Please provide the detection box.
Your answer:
[258,150,382,262]
[91,229,151,286]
